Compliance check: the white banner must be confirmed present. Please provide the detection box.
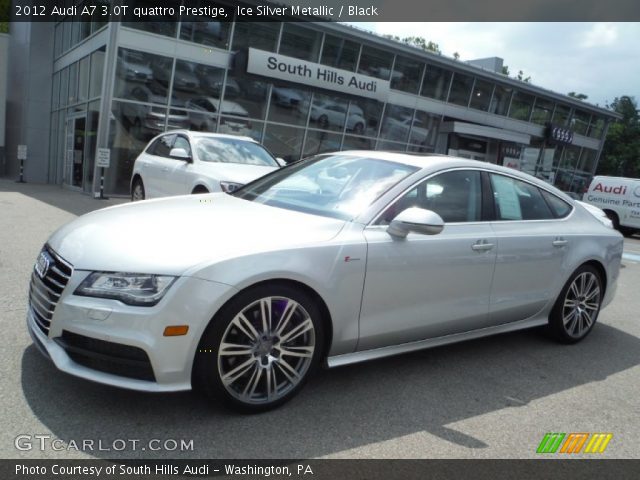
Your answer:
[247,48,390,102]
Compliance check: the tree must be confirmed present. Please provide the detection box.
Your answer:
[598,96,640,177]
[568,92,589,101]
[516,70,531,83]
[453,52,460,60]
[382,34,442,54]
[501,65,510,75]
[0,0,9,33]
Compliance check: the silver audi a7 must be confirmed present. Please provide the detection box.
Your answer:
[27,152,623,411]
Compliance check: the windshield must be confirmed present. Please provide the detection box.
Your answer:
[194,137,278,167]
[234,154,419,220]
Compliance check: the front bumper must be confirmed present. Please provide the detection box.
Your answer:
[28,272,237,392]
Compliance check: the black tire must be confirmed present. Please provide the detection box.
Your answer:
[194,283,324,412]
[191,186,210,194]
[131,177,145,201]
[604,210,620,230]
[548,265,603,344]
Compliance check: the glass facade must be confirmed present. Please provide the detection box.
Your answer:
[45,12,612,197]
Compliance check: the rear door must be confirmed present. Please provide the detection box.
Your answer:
[487,173,572,325]
[158,134,193,196]
[141,134,175,198]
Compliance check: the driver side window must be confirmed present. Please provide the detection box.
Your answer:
[378,170,482,224]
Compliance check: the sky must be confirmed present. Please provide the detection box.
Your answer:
[350,22,640,109]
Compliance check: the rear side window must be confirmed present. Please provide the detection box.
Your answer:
[490,174,554,221]
[541,190,573,218]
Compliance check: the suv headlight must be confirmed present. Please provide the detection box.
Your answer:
[220,181,243,193]
[75,272,176,306]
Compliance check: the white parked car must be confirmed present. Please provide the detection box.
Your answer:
[582,175,640,235]
[309,100,365,133]
[185,97,252,135]
[130,131,280,200]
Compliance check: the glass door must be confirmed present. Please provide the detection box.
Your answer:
[64,114,87,189]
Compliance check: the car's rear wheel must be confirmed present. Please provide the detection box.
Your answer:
[195,284,323,412]
[131,177,145,201]
[549,265,603,343]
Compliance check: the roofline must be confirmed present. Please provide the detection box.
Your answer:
[309,22,621,120]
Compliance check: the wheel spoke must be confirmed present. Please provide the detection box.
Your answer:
[279,345,314,358]
[277,357,302,381]
[232,313,260,343]
[281,318,313,344]
[570,282,580,299]
[582,309,593,328]
[260,298,272,334]
[275,300,299,336]
[564,299,578,308]
[242,364,263,397]
[219,342,254,356]
[585,287,600,301]
[579,273,587,295]
[221,357,255,386]
[563,308,576,325]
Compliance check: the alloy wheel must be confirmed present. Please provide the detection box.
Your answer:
[562,271,601,339]
[217,296,316,405]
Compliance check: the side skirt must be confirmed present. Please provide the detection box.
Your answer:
[326,317,548,368]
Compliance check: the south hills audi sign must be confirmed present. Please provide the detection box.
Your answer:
[246,47,390,101]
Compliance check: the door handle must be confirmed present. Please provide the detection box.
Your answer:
[471,240,495,252]
[552,238,568,247]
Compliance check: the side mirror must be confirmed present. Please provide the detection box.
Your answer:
[275,157,287,167]
[170,147,191,162]
[387,207,445,238]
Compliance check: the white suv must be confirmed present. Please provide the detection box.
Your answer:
[130,131,281,200]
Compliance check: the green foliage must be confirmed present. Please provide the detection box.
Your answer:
[568,92,589,101]
[516,70,531,83]
[598,96,640,177]
[382,34,442,54]
[0,0,9,33]
[501,65,510,75]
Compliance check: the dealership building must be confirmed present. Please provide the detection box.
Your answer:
[2,8,621,196]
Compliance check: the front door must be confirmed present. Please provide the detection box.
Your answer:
[358,170,497,351]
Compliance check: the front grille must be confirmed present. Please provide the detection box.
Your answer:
[55,331,156,382]
[29,245,73,336]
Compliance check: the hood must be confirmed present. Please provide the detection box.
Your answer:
[196,162,279,185]
[48,194,346,275]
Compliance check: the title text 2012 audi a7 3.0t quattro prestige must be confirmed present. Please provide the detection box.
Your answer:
[27,152,623,411]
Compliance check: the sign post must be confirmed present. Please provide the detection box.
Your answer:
[95,148,110,200]
[16,145,27,183]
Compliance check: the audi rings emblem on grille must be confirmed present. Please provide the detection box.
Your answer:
[35,251,51,279]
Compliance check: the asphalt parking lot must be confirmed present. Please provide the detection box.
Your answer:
[1,178,639,460]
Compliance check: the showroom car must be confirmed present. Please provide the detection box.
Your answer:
[27,152,623,412]
[129,131,281,200]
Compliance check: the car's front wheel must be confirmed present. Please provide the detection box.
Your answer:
[549,265,603,343]
[195,284,324,412]
[131,177,145,201]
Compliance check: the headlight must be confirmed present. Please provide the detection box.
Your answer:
[75,272,176,306]
[220,181,243,193]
